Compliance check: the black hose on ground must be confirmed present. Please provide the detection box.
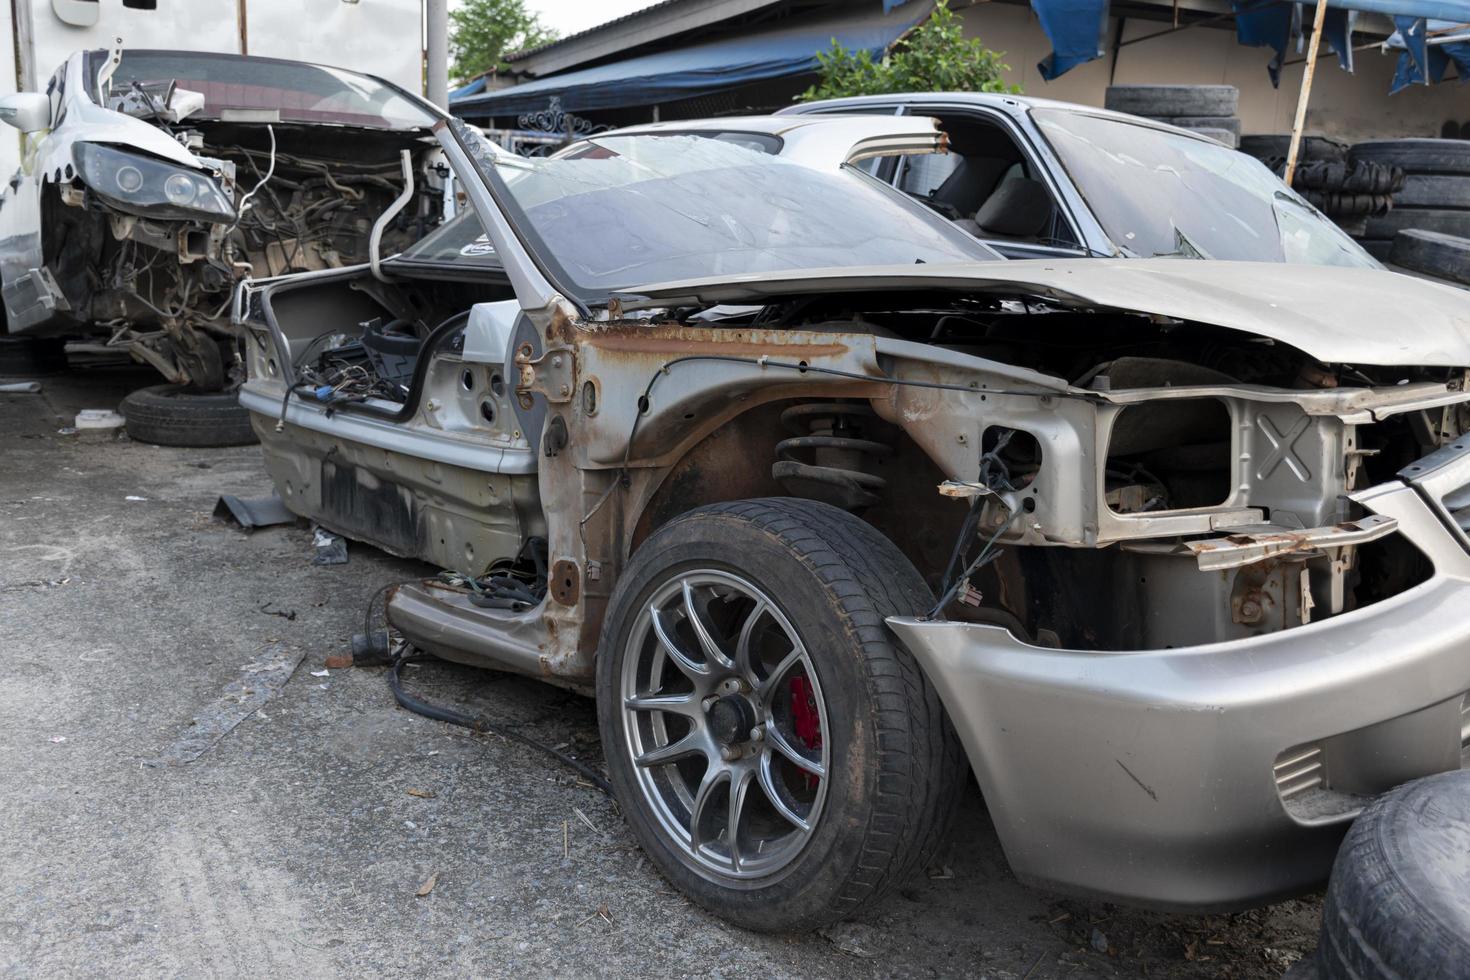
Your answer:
[385,650,613,797]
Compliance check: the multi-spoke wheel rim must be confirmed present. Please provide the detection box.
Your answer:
[620,570,830,881]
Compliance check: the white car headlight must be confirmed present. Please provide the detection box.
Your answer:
[73,142,236,222]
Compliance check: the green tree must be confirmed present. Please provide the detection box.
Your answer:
[798,0,1020,102]
[450,0,558,83]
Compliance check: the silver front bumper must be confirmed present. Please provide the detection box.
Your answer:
[889,468,1470,911]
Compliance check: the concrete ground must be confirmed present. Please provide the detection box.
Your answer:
[2,366,1322,979]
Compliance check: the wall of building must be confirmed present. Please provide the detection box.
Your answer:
[958,4,1466,140]
[3,0,425,178]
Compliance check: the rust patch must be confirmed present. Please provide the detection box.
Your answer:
[589,336,850,359]
[550,559,580,606]
[582,322,851,360]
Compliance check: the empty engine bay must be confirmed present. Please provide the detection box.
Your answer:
[241,274,1469,669]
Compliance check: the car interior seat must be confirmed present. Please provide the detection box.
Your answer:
[954,177,1054,241]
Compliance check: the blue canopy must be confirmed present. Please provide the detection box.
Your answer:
[451,5,926,118]
[1029,0,1470,90]
[451,76,488,100]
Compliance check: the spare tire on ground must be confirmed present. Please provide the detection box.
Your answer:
[1239,134,1349,164]
[0,336,68,377]
[1350,138,1470,175]
[1388,229,1470,285]
[1104,84,1238,117]
[1311,770,1470,979]
[120,384,258,448]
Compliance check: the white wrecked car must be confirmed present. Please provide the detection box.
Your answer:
[0,47,444,444]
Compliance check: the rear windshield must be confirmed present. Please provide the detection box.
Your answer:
[397,210,499,269]
[107,51,434,130]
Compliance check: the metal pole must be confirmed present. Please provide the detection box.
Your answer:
[1284,0,1330,187]
[426,0,449,109]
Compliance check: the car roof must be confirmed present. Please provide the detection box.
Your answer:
[581,114,945,170]
[601,114,928,139]
[778,92,1232,146]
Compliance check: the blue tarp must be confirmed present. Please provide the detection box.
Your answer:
[451,76,488,100]
[1029,0,1470,89]
[451,6,925,118]
[1030,0,1110,80]
[1234,1,1356,86]
[1390,16,1470,91]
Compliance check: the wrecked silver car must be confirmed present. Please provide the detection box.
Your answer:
[0,47,442,443]
[239,117,1470,930]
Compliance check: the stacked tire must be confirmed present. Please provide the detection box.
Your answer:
[1237,135,1401,236]
[1352,139,1470,282]
[1104,85,1240,147]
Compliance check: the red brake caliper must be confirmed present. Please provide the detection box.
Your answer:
[788,674,822,790]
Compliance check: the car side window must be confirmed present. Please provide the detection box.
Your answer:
[890,111,1080,252]
[46,65,67,129]
[896,152,961,198]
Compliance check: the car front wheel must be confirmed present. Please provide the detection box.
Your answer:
[597,497,963,932]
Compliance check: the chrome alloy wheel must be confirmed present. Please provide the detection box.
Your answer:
[619,570,830,881]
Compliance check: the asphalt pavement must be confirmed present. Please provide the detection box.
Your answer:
[0,364,1321,978]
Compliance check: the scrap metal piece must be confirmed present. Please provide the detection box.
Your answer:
[311,526,349,565]
[146,643,306,767]
[212,493,295,530]
[1187,515,1399,571]
[0,381,42,393]
[938,479,996,499]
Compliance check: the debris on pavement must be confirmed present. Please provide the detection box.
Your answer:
[310,669,329,678]
[124,495,148,502]
[310,526,348,565]
[71,409,125,441]
[0,381,42,393]
[146,643,306,766]
[212,493,296,531]
[820,921,882,959]
[258,602,297,621]
[407,788,436,799]
[415,871,438,897]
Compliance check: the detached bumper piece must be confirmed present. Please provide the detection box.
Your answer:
[889,457,1470,911]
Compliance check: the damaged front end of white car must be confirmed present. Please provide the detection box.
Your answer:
[0,47,443,392]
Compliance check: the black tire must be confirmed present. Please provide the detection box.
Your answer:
[0,335,67,377]
[1396,174,1470,209]
[1388,229,1470,285]
[119,384,258,447]
[1239,134,1349,164]
[1350,138,1470,175]
[1301,190,1393,218]
[1104,84,1237,117]
[1144,115,1242,137]
[1365,208,1470,240]
[596,498,965,932]
[1314,770,1470,980]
